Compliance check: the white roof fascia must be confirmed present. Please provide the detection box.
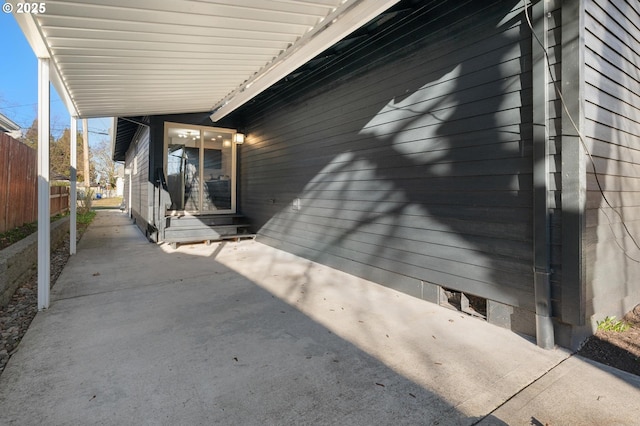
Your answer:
[50,66,79,118]
[10,0,398,120]
[11,9,80,117]
[209,0,401,122]
[10,8,48,58]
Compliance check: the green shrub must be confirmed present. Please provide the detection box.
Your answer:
[596,316,630,332]
[0,222,38,250]
[78,188,93,214]
[77,210,96,225]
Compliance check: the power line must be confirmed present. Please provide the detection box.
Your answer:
[0,99,63,109]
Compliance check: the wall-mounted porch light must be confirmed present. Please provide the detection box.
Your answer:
[233,133,245,144]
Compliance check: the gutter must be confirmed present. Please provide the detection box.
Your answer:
[209,0,402,122]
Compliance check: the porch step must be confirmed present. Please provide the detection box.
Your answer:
[162,214,253,248]
[164,214,245,228]
[165,233,256,247]
[164,224,250,239]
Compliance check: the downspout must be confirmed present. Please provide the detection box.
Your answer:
[528,0,555,349]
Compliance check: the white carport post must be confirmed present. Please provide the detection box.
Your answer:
[70,116,77,255]
[37,58,51,310]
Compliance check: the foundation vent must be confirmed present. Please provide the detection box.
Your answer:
[439,287,487,320]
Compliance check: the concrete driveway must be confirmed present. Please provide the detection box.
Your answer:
[0,210,638,425]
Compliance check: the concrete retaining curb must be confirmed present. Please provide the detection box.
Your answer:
[0,217,70,307]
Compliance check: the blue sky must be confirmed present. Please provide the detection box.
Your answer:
[0,12,111,142]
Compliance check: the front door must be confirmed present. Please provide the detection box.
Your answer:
[165,123,237,214]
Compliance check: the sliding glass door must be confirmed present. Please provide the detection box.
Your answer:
[165,123,237,214]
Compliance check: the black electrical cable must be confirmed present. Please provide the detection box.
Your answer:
[251,0,477,113]
[523,0,640,263]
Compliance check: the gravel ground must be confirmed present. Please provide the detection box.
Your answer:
[0,228,87,376]
[578,304,640,376]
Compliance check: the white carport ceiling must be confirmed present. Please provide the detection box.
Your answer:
[9,0,400,119]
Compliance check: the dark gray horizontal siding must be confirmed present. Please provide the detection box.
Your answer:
[260,215,532,273]
[243,197,533,231]
[256,232,535,310]
[246,71,532,156]
[246,0,529,122]
[250,189,531,208]
[245,133,536,177]
[243,7,532,139]
[240,0,535,309]
[585,102,640,136]
[246,158,533,189]
[247,174,533,193]
[585,66,640,109]
[583,0,640,318]
[585,191,640,210]
[247,69,532,148]
[260,210,532,248]
[586,153,640,178]
[586,122,640,160]
[259,236,532,301]
[586,173,640,192]
[586,206,640,228]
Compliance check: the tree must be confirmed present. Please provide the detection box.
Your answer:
[20,119,45,150]
[92,139,119,190]
[50,128,71,178]
[49,128,94,181]
[25,123,93,182]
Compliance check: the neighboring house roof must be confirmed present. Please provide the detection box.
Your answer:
[0,113,20,133]
[51,172,70,181]
[10,0,400,120]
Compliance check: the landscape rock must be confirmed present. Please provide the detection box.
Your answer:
[0,230,85,377]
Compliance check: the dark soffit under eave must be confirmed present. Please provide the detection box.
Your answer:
[113,117,148,161]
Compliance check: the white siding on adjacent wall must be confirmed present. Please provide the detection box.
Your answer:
[125,126,151,234]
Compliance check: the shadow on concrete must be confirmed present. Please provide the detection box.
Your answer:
[0,211,526,425]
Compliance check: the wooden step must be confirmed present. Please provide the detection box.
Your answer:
[162,213,253,248]
[166,233,256,249]
[164,224,250,239]
[165,214,245,228]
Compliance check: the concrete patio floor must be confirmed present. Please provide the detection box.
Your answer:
[0,210,638,425]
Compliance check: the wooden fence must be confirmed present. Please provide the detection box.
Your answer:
[0,133,70,234]
[50,186,70,217]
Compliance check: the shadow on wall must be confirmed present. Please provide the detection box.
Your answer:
[244,1,536,326]
[584,0,640,333]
